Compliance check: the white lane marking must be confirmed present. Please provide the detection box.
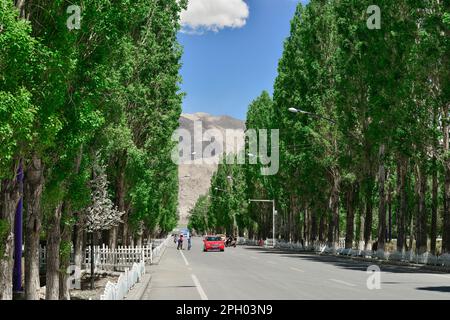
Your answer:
[329,279,356,287]
[179,250,189,266]
[191,274,208,300]
[290,267,305,273]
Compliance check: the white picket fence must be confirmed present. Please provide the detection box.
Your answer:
[99,235,172,300]
[39,238,172,272]
[39,244,153,271]
[84,244,153,271]
[100,260,146,300]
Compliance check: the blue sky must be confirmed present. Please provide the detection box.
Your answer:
[178,0,308,121]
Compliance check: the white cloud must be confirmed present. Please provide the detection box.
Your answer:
[180,0,249,33]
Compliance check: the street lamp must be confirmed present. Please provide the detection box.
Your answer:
[289,107,362,143]
[288,107,337,124]
[249,199,277,248]
[214,176,239,237]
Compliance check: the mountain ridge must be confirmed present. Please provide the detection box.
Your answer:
[177,112,245,226]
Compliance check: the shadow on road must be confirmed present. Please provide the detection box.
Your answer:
[416,286,450,293]
[240,246,450,276]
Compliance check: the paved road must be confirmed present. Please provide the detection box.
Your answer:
[142,237,450,300]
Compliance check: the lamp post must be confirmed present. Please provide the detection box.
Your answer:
[249,199,276,248]
[288,107,361,141]
[214,175,238,237]
[288,107,337,124]
[288,107,355,250]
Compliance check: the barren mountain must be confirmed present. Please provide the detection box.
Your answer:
[177,112,245,226]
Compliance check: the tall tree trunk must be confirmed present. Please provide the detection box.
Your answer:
[311,209,317,243]
[416,163,428,254]
[377,144,387,252]
[90,232,96,290]
[303,206,309,246]
[409,212,414,252]
[73,221,84,271]
[45,202,63,300]
[327,169,340,248]
[110,152,126,249]
[431,154,438,254]
[388,183,393,242]
[59,224,71,300]
[358,206,365,250]
[345,184,356,249]
[0,167,20,300]
[59,146,83,300]
[442,102,450,253]
[24,155,44,300]
[397,157,408,252]
[318,213,325,242]
[363,179,374,250]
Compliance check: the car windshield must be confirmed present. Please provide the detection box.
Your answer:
[206,236,221,241]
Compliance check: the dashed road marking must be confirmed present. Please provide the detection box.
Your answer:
[179,249,189,266]
[191,274,208,300]
[329,279,356,287]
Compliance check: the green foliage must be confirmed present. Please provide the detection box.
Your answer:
[188,195,210,234]
[59,240,72,271]
[201,0,450,250]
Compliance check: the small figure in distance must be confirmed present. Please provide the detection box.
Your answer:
[372,239,378,253]
[177,234,184,250]
[188,236,192,250]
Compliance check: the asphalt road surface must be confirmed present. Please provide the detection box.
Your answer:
[142,237,450,300]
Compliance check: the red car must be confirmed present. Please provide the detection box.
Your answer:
[203,235,225,252]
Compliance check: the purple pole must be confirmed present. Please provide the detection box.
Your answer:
[13,160,23,292]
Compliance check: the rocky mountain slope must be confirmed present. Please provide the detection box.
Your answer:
[177,112,245,226]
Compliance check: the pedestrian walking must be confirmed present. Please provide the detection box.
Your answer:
[188,237,192,250]
[177,234,184,250]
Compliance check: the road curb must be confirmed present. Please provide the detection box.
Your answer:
[124,267,152,300]
[124,244,171,300]
[258,246,450,273]
[326,253,450,273]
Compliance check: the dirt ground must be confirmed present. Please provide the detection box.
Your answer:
[69,272,119,300]
[37,272,119,300]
